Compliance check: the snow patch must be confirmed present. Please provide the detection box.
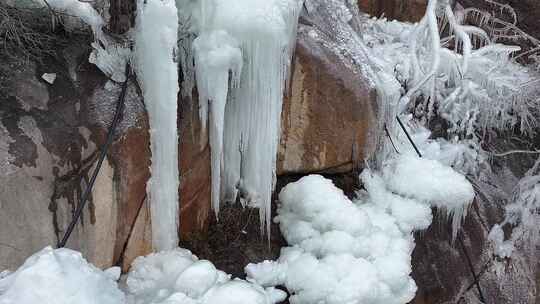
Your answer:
[126,248,285,304]
[246,154,473,303]
[41,73,56,84]
[246,175,418,304]
[382,154,475,240]
[0,247,125,304]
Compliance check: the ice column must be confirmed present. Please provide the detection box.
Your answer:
[135,0,180,251]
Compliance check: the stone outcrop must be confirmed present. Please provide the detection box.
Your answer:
[0,55,101,270]
[0,32,376,270]
[278,26,377,175]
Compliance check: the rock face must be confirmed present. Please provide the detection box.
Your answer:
[108,0,136,34]
[178,92,212,240]
[2,5,538,304]
[0,54,102,270]
[277,26,377,175]
[357,0,427,22]
[0,29,377,271]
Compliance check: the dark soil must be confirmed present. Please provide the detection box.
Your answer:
[179,199,286,279]
[180,172,361,279]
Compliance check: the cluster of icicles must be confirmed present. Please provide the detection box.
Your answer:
[136,0,304,249]
[193,0,304,238]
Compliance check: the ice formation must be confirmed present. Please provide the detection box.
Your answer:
[0,247,125,304]
[192,0,303,234]
[345,0,539,164]
[192,30,242,216]
[489,157,540,258]
[134,0,180,251]
[246,156,473,304]
[125,248,286,304]
[376,114,478,236]
[382,154,475,240]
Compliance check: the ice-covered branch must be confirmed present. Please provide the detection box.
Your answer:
[402,0,441,108]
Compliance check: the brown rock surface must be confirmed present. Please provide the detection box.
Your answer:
[108,125,151,265]
[358,0,427,22]
[178,93,212,240]
[121,197,152,271]
[277,24,378,175]
[0,37,154,270]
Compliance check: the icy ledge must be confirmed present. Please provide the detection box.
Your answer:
[246,155,474,304]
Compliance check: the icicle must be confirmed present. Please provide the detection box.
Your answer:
[193,30,242,217]
[193,0,303,236]
[135,0,180,251]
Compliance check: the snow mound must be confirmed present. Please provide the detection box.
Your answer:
[384,155,474,209]
[383,154,475,240]
[246,156,473,304]
[246,174,419,304]
[126,248,285,304]
[0,247,124,304]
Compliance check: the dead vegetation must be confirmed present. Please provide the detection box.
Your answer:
[0,3,59,62]
[0,1,97,62]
